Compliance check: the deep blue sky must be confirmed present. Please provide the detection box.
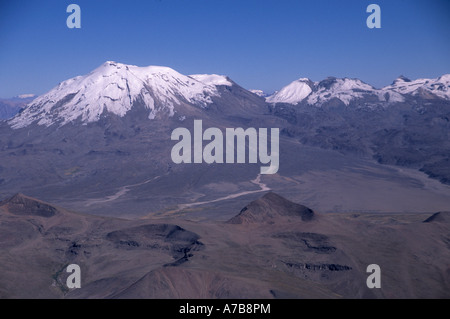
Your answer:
[0,0,449,97]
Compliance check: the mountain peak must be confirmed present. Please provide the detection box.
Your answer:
[317,77,373,90]
[267,73,450,106]
[227,192,315,225]
[306,77,376,106]
[393,75,412,84]
[384,74,450,100]
[266,77,313,104]
[266,76,378,106]
[9,61,223,128]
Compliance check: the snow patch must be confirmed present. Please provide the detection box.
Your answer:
[189,74,232,87]
[250,90,268,97]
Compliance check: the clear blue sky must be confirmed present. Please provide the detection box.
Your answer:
[0,0,449,97]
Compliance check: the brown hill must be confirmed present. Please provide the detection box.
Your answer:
[227,192,314,225]
[0,193,449,299]
[0,193,60,217]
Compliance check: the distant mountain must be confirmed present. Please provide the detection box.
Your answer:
[0,95,36,120]
[9,62,248,129]
[266,78,314,104]
[249,89,269,98]
[9,62,449,128]
[1,61,449,218]
[1,63,450,300]
[266,74,450,106]
[265,74,450,187]
[383,74,450,100]
[0,61,272,216]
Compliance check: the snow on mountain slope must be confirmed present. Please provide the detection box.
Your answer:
[383,74,450,100]
[266,74,450,106]
[266,78,313,104]
[266,77,377,106]
[9,61,222,128]
[307,77,376,106]
[189,74,232,87]
[8,61,450,129]
[249,90,268,97]
[376,90,405,103]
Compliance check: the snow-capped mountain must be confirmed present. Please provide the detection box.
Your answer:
[308,77,377,106]
[382,74,450,100]
[8,60,450,129]
[266,74,450,106]
[267,77,378,106]
[9,62,228,129]
[266,78,313,104]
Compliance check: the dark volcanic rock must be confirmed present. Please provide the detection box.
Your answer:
[227,192,314,225]
[283,261,352,271]
[105,224,203,262]
[273,232,336,254]
[106,224,201,247]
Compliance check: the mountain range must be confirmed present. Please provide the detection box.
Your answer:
[266,74,450,106]
[5,61,450,127]
[0,61,450,298]
[1,62,448,203]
